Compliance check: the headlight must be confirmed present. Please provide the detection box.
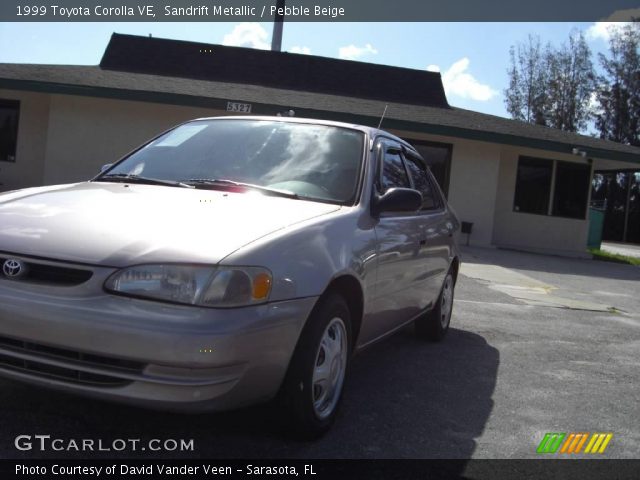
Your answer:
[104,265,272,307]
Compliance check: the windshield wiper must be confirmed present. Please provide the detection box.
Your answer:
[98,173,194,189]
[185,178,301,199]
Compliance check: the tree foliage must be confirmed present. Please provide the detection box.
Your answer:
[546,32,594,132]
[504,31,595,133]
[594,22,640,146]
[505,35,548,125]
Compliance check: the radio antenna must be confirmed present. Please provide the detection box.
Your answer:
[376,104,388,130]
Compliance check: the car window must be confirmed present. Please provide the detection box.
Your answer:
[404,154,440,211]
[381,149,410,192]
[100,120,364,205]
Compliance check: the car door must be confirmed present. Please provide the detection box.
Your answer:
[402,149,454,306]
[362,140,425,344]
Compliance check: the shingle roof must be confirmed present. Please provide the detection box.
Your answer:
[0,62,638,164]
[100,33,450,109]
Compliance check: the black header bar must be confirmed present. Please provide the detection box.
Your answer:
[1,0,639,22]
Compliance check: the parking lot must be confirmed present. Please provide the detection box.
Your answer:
[2,247,639,459]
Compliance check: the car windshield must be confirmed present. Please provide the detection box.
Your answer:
[98,119,365,204]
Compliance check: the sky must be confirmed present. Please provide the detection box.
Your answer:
[0,21,624,118]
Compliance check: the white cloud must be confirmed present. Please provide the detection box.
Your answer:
[427,58,497,102]
[222,23,270,50]
[338,43,378,60]
[586,22,631,42]
[588,91,602,115]
[289,46,312,55]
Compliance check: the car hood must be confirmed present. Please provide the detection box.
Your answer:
[0,182,341,266]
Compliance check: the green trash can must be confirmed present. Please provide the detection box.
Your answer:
[587,207,605,250]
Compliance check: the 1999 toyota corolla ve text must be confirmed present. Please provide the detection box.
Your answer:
[0,117,460,436]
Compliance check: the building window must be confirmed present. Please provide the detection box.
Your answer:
[514,156,592,220]
[514,157,553,215]
[552,161,591,219]
[405,140,452,197]
[0,99,19,162]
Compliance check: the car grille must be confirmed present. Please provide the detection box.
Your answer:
[0,335,146,387]
[0,255,93,286]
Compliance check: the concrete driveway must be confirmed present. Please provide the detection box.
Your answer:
[456,246,640,459]
[601,241,640,259]
[0,247,638,460]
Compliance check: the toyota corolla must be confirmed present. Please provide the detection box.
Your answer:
[0,117,460,436]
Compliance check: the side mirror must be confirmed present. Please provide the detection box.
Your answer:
[100,163,113,173]
[372,188,422,216]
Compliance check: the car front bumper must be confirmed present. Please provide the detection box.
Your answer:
[0,274,317,412]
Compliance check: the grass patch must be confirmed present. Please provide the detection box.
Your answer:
[589,248,640,266]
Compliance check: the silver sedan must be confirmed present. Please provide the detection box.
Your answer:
[0,117,460,437]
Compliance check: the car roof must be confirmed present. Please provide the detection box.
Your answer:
[188,115,416,153]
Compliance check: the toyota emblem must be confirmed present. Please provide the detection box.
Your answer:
[2,259,27,279]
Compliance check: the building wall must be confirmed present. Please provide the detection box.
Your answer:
[42,94,229,185]
[447,140,501,247]
[492,146,594,257]
[0,89,50,191]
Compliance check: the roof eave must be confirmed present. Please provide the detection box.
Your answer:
[1,77,638,164]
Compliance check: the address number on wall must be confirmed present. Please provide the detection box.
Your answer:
[226,102,252,113]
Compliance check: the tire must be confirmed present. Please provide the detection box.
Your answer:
[279,293,352,439]
[415,270,455,342]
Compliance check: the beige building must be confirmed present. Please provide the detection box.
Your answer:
[0,34,639,257]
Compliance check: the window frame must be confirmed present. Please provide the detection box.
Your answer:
[401,138,453,198]
[513,155,592,221]
[551,160,592,220]
[373,137,445,216]
[375,139,411,194]
[513,156,554,216]
[402,149,444,213]
[0,98,20,163]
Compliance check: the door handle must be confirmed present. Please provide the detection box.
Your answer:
[419,239,427,246]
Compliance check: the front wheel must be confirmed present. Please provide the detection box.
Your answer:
[279,293,351,438]
[415,270,455,342]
